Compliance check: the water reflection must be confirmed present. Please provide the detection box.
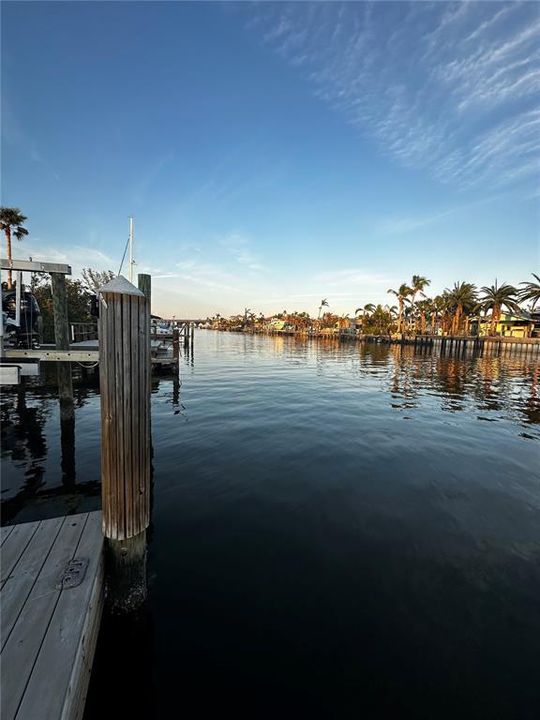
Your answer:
[1,338,539,526]
[3,334,539,718]
[1,366,101,524]
[1,384,49,465]
[60,411,76,488]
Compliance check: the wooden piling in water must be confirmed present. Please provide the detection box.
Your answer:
[51,272,73,420]
[173,328,180,365]
[137,273,152,388]
[98,276,151,613]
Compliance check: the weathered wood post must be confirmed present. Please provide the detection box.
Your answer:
[172,328,179,366]
[99,276,150,613]
[138,274,153,460]
[137,273,151,309]
[51,272,74,420]
[137,273,152,375]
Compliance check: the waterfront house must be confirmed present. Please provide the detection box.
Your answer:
[337,318,357,336]
[531,310,540,338]
[478,312,534,338]
[267,318,296,334]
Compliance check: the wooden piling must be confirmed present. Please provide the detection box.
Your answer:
[137,273,151,307]
[172,328,180,366]
[137,273,152,384]
[51,272,73,420]
[98,276,150,613]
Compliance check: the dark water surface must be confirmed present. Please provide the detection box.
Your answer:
[2,332,540,719]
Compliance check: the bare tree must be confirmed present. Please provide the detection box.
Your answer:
[81,267,115,293]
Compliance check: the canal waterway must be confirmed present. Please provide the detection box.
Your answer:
[2,331,539,718]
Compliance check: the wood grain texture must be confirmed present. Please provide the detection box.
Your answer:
[1,514,88,720]
[99,288,150,540]
[1,525,15,545]
[1,517,64,650]
[137,273,151,305]
[51,272,70,352]
[16,513,104,720]
[1,521,40,586]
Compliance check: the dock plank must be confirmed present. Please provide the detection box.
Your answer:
[16,512,104,720]
[1,521,40,586]
[1,517,64,651]
[1,514,88,720]
[1,525,14,545]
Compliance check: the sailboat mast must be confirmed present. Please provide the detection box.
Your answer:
[128,216,134,282]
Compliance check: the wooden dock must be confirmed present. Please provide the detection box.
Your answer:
[1,512,104,720]
[1,338,180,371]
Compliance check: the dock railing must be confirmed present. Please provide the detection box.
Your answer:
[70,322,98,342]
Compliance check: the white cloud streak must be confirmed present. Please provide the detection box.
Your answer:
[244,1,540,190]
[218,232,264,271]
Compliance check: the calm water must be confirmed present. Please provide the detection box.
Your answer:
[2,332,540,719]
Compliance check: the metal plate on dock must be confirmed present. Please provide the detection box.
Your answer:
[1,512,104,720]
[59,557,89,589]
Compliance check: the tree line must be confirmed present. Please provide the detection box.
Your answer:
[28,269,114,342]
[1,207,538,338]
[209,274,540,336]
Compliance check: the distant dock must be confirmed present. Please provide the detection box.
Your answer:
[256,329,540,357]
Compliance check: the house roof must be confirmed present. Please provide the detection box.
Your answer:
[499,312,532,322]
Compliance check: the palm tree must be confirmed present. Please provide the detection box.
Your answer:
[431,294,447,335]
[410,274,430,306]
[444,281,477,335]
[354,304,375,333]
[410,275,430,330]
[416,298,432,334]
[318,298,329,320]
[387,284,412,333]
[370,304,395,334]
[355,303,375,318]
[520,273,540,310]
[0,207,29,289]
[479,280,521,335]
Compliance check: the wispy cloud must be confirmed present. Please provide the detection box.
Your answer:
[173,259,239,293]
[12,242,117,279]
[2,96,59,179]
[130,152,174,206]
[174,139,286,215]
[313,268,393,288]
[218,232,263,271]
[148,254,277,317]
[243,1,540,190]
[377,193,504,235]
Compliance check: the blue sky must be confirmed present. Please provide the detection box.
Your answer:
[2,1,539,317]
